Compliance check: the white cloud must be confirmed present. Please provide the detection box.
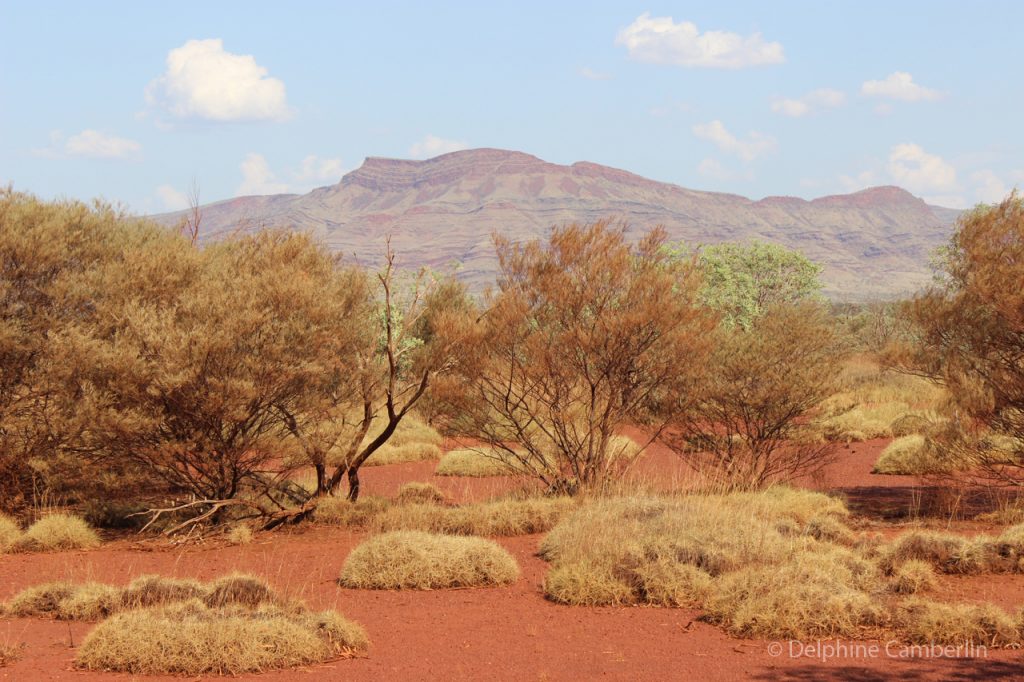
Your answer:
[971,169,1024,204]
[771,88,846,117]
[692,120,777,162]
[294,155,344,186]
[839,170,880,192]
[615,13,784,69]
[861,72,942,102]
[33,129,141,160]
[579,67,611,81]
[887,143,957,194]
[697,157,728,179]
[236,153,344,196]
[408,134,468,159]
[156,184,189,211]
[65,129,142,159]
[923,194,966,208]
[650,101,693,117]
[146,39,290,122]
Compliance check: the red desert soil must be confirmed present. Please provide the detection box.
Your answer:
[3,438,1024,681]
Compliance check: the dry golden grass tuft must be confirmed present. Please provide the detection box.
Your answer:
[118,575,207,611]
[892,560,938,594]
[0,514,20,552]
[204,573,280,609]
[434,447,519,477]
[3,573,285,621]
[226,524,254,545]
[0,641,22,667]
[313,495,390,528]
[872,435,934,475]
[364,442,442,467]
[361,414,444,467]
[539,488,859,626]
[3,582,78,618]
[368,413,443,448]
[373,496,573,536]
[897,599,1021,646]
[13,514,100,552]
[76,601,368,675]
[339,530,520,589]
[395,482,448,505]
[878,531,985,575]
[703,547,885,639]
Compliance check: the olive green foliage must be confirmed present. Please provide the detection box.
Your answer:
[667,240,824,329]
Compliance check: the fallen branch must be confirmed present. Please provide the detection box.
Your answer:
[129,498,260,535]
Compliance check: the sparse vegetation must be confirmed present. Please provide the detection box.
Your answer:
[872,435,944,475]
[891,560,938,594]
[0,514,20,551]
[435,447,519,477]
[395,482,448,505]
[374,496,573,536]
[339,530,520,589]
[13,514,99,552]
[449,221,715,495]
[897,598,1020,646]
[76,601,367,675]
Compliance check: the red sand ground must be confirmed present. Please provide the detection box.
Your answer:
[3,438,1024,681]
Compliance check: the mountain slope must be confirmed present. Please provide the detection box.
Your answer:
[156,148,958,298]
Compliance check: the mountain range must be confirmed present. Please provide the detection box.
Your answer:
[156,148,960,298]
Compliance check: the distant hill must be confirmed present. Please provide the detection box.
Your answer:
[155,148,960,298]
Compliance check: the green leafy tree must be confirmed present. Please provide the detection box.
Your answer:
[668,240,824,329]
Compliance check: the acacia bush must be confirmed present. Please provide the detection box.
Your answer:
[450,221,715,494]
[891,194,1024,484]
[668,303,844,488]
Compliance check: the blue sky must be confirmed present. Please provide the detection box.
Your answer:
[2,1,1022,212]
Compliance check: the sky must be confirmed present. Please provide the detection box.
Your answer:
[2,1,1022,213]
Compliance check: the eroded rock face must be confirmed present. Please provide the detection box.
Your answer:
[155,148,958,298]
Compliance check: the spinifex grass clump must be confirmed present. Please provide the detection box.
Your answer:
[12,514,100,552]
[3,573,368,675]
[339,530,520,589]
[373,497,573,536]
[539,488,885,638]
[76,601,368,675]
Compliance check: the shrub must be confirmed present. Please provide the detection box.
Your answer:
[14,514,100,552]
[226,524,254,545]
[878,531,985,575]
[364,413,442,448]
[313,495,390,528]
[668,302,843,488]
[819,402,914,442]
[339,531,520,589]
[872,435,948,475]
[897,598,1021,646]
[76,601,368,675]
[0,515,21,551]
[892,560,938,594]
[703,548,884,639]
[3,582,77,618]
[204,574,279,609]
[118,575,207,611]
[374,497,573,536]
[395,482,447,505]
[363,442,442,467]
[539,490,855,608]
[57,583,121,620]
[435,447,518,477]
